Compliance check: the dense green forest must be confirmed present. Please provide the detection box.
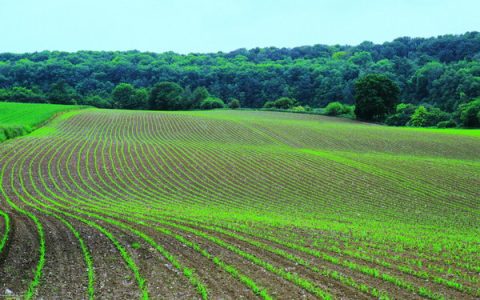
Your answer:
[1,32,480,127]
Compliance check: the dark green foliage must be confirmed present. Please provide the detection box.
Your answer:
[48,82,77,105]
[0,32,479,114]
[228,99,241,109]
[263,101,274,109]
[79,95,112,108]
[0,87,46,103]
[385,103,418,126]
[199,97,225,110]
[354,74,400,122]
[133,88,148,109]
[265,97,298,109]
[112,83,134,109]
[191,87,210,107]
[149,82,184,110]
[112,83,147,109]
[0,126,29,142]
[458,98,480,128]
[436,120,457,128]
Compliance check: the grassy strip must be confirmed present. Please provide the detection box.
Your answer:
[0,102,87,142]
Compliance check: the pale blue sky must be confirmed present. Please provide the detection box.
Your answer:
[0,0,478,53]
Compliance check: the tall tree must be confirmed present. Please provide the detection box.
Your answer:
[354,74,400,121]
[48,81,77,105]
[112,83,147,109]
[149,82,184,110]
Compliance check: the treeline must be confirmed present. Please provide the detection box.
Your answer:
[0,32,479,118]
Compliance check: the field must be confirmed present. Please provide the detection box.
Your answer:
[0,102,82,142]
[0,105,479,299]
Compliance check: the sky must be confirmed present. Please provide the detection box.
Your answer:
[0,0,478,54]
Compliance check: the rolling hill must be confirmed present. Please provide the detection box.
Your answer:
[0,105,479,299]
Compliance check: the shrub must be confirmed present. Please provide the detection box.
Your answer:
[263,97,298,110]
[457,98,480,128]
[437,120,457,128]
[408,105,451,127]
[324,102,353,116]
[200,97,225,110]
[324,102,345,116]
[190,86,210,108]
[263,101,274,109]
[272,97,297,109]
[80,95,112,108]
[228,99,241,109]
[291,106,306,112]
[6,87,46,103]
[385,103,417,126]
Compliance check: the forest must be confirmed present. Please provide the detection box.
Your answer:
[0,32,479,127]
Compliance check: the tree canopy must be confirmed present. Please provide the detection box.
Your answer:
[0,32,480,127]
[354,74,400,121]
[149,82,184,110]
[0,32,478,111]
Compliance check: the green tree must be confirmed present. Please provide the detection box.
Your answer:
[80,95,112,108]
[149,82,184,110]
[133,88,148,109]
[408,105,450,127]
[191,86,210,107]
[0,89,9,101]
[6,87,46,103]
[263,101,274,109]
[113,83,133,109]
[272,97,297,109]
[385,103,417,126]
[199,97,225,109]
[112,83,147,110]
[48,82,77,105]
[228,98,241,109]
[408,106,429,127]
[348,51,373,66]
[354,74,400,122]
[458,98,480,128]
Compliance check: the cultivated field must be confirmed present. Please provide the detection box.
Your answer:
[0,107,479,299]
